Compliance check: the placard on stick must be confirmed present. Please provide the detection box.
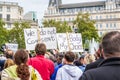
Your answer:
[57,33,83,52]
[39,27,57,49]
[24,29,38,50]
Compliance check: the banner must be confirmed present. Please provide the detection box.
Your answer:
[39,27,57,49]
[24,29,38,50]
[57,33,83,52]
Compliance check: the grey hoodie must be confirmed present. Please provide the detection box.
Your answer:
[56,64,83,80]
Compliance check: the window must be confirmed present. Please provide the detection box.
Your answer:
[96,24,98,28]
[114,23,116,28]
[100,16,102,19]
[0,7,2,11]
[110,23,112,28]
[100,32,103,36]
[96,16,98,19]
[7,23,11,28]
[110,15,112,19]
[6,14,10,21]
[69,18,71,21]
[0,14,2,18]
[106,23,108,28]
[100,24,102,28]
[7,7,11,12]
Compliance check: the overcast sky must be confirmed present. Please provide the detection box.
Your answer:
[0,0,104,25]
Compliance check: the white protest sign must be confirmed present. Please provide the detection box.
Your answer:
[5,43,18,52]
[24,29,38,50]
[57,33,69,52]
[68,33,83,52]
[39,27,57,49]
[57,33,83,52]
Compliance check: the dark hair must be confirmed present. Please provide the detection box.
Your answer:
[4,49,14,59]
[64,51,75,62]
[35,43,46,55]
[102,31,120,55]
[14,49,30,80]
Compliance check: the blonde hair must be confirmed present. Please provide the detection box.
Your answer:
[4,59,14,69]
[85,54,95,64]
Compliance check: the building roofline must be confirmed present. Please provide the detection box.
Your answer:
[59,1,105,8]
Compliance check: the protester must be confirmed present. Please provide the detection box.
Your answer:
[1,49,42,80]
[78,54,87,72]
[28,43,54,80]
[79,31,120,80]
[51,53,64,80]
[85,54,95,64]
[85,44,104,71]
[56,51,83,80]
[0,49,14,71]
[3,59,14,69]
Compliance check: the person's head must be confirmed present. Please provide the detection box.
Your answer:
[56,53,64,64]
[95,43,103,60]
[79,55,87,65]
[35,43,47,55]
[63,51,75,64]
[102,31,120,59]
[14,49,30,80]
[84,54,95,64]
[4,59,14,69]
[4,49,14,59]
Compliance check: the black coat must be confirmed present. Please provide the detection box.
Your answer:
[79,57,120,80]
[85,57,104,72]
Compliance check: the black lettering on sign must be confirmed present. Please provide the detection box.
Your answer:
[47,28,56,34]
[69,34,82,44]
[60,43,68,50]
[40,36,55,42]
[40,29,46,35]
[27,38,38,45]
[25,30,35,37]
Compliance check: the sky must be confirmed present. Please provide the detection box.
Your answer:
[0,0,104,25]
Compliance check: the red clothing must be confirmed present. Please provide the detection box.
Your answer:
[28,55,54,80]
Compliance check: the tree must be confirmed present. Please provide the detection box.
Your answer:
[74,13,99,48]
[42,20,72,33]
[9,22,30,48]
[0,19,8,47]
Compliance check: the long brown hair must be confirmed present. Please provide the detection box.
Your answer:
[4,59,14,69]
[14,49,30,80]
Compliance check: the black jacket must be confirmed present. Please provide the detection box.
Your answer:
[85,57,104,72]
[79,57,120,80]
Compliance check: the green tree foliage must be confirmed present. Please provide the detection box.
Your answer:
[74,13,99,45]
[0,19,8,47]
[9,22,30,48]
[42,20,72,33]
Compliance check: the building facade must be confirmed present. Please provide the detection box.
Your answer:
[44,0,120,36]
[0,1,23,29]
[0,1,38,29]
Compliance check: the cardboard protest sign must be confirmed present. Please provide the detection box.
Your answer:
[57,33,69,52]
[24,29,38,50]
[39,27,57,49]
[24,27,57,50]
[68,33,83,52]
[5,43,18,52]
[57,33,83,52]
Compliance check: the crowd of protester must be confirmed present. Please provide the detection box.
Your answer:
[0,31,120,80]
